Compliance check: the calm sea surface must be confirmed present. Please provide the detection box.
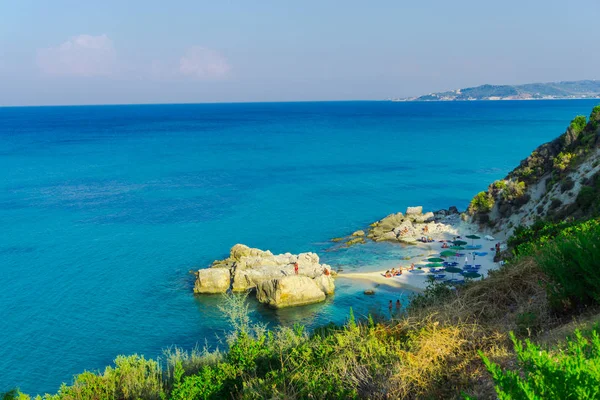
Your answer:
[1,100,598,394]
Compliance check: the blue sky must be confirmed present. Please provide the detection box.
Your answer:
[1,0,598,105]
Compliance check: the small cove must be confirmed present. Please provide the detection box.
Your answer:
[1,100,598,394]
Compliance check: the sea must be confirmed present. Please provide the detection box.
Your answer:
[1,100,598,395]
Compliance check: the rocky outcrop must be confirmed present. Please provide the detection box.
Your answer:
[367,206,457,244]
[194,268,231,294]
[194,244,334,308]
[256,276,332,308]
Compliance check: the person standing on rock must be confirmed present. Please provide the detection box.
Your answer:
[294,262,299,275]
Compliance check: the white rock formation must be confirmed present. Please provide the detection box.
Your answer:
[195,244,334,308]
[256,276,327,308]
[194,268,231,294]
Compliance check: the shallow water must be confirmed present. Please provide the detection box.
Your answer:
[1,100,597,394]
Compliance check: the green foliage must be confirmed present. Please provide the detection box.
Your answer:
[560,176,575,192]
[469,191,495,214]
[577,186,597,210]
[170,363,235,400]
[1,390,29,400]
[549,198,562,210]
[569,115,587,134]
[482,330,600,399]
[492,180,507,190]
[39,355,164,400]
[553,151,575,172]
[501,180,526,201]
[537,219,600,309]
[590,105,600,129]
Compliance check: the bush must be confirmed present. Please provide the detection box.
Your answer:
[537,220,600,309]
[560,177,575,192]
[569,115,587,134]
[501,180,526,201]
[576,186,597,210]
[41,355,164,400]
[481,329,600,399]
[493,180,507,190]
[590,105,600,129]
[469,191,495,214]
[549,198,562,210]
[553,152,574,172]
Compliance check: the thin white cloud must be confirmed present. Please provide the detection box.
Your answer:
[179,46,230,79]
[37,34,117,77]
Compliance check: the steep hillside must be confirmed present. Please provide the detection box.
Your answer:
[468,105,600,235]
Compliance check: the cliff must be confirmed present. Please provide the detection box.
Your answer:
[468,105,600,235]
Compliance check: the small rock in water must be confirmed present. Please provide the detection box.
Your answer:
[364,289,376,295]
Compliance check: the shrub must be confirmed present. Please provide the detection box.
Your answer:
[501,180,526,202]
[576,186,596,210]
[493,180,507,190]
[537,220,600,309]
[549,198,562,210]
[569,115,587,134]
[560,177,575,192]
[41,355,164,400]
[481,329,600,399]
[590,105,600,129]
[469,191,495,214]
[553,152,574,172]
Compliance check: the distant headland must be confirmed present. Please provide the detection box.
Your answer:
[392,79,600,102]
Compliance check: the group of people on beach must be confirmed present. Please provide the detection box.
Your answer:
[384,263,415,278]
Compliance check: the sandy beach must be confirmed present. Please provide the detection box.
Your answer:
[340,217,505,291]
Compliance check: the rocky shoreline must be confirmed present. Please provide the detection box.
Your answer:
[194,244,335,308]
[332,206,463,247]
[194,207,468,308]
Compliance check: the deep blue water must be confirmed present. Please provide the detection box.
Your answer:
[1,100,598,394]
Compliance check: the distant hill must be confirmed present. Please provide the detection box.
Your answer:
[394,80,600,101]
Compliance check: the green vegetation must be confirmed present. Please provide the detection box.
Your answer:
[482,329,600,399]
[492,180,507,190]
[538,221,600,310]
[501,180,526,201]
[553,151,575,171]
[569,115,588,134]
[468,191,495,214]
[591,105,600,130]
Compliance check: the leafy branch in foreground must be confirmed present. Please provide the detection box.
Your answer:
[481,329,600,399]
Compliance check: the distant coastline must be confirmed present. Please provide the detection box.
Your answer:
[391,79,600,102]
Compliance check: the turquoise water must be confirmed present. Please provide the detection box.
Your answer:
[1,100,598,394]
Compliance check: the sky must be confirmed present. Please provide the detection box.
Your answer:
[1,0,599,106]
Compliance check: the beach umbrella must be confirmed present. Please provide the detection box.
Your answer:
[440,250,457,257]
[426,263,443,268]
[445,266,462,280]
[466,234,481,245]
[462,271,482,279]
[427,257,444,262]
[452,240,467,246]
[449,246,465,251]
